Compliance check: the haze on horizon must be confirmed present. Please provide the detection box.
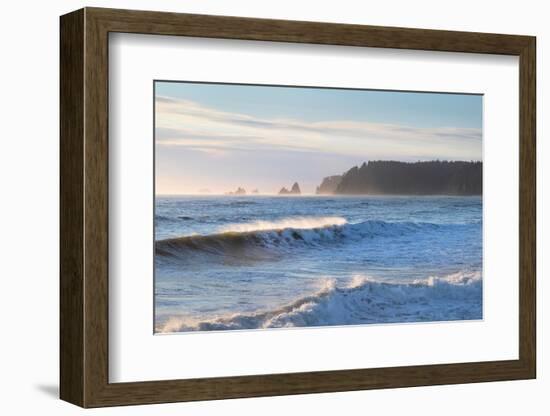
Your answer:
[155,81,482,195]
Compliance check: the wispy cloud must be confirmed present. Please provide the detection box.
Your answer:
[155,95,482,161]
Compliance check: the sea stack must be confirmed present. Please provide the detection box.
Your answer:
[225,187,247,195]
[279,182,301,195]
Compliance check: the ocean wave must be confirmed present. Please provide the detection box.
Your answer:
[230,200,258,206]
[219,216,347,233]
[155,214,194,222]
[155,217,446,262]
[157,271,482,332]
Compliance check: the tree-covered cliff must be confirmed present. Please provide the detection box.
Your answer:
[316,175,342,194]
[323,161,482,195]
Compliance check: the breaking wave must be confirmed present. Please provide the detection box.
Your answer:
[157,271,482,333]
[219,216,347,233]
[155,217,446,262]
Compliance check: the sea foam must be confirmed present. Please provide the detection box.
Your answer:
[157,271,482,333]
[219,216,347,233]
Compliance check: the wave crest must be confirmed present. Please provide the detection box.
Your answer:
[157,271,482,333]
[219,216,347,233]
[155,218,446,263]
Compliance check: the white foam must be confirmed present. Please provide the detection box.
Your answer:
[219,216,347,233]
[157,271,482,333]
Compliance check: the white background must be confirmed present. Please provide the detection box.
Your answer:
[110,34,519,382]
[0,0,546,415]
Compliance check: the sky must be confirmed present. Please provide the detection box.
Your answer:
[155,81,482,195]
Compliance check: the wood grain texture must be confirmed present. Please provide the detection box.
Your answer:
[89,7,532,54]
[59,8,84,407]
[83,10,110,406]
[518,38,536,375]
[59,7,537,408]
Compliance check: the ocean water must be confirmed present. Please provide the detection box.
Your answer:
[154,195,482,333]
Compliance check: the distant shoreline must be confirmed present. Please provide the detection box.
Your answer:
[156,193,483,198]
[158,160,482,198]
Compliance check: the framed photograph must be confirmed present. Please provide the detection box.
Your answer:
[60,7,536,408]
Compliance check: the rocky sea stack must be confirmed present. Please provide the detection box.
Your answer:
[279,182,301,195]
[226,187,247,195]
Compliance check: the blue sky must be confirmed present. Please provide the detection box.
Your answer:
[155,81,482,195]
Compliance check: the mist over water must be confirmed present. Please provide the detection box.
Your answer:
[154,195,482,332]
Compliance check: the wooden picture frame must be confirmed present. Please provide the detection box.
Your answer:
[60,7,536,408]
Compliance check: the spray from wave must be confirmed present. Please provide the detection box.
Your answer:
[219,216,347,233]
[157,271,482,333]
[155,217,348,264]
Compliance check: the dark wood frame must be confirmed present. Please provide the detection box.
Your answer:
[60,7,536,408]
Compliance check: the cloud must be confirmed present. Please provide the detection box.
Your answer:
[155,95,482,161]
